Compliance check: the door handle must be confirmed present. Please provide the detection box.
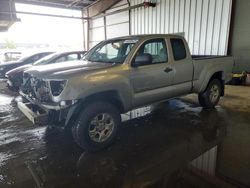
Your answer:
[164,67,173,73]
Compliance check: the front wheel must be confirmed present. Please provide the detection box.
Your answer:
[198,79,222,109]
[72,101,121,151]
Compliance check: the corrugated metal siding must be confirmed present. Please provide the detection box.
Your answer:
[88,0,129,48]
[190,146,218,175]
[231,0,250,73]
[130,0,232,55]
[89,17,105,48]
[105,0,130,39]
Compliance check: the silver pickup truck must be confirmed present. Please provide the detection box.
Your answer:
[18,34,233,151]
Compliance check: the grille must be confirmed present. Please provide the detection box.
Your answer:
[21,74,52,103]
[33,79,51,102]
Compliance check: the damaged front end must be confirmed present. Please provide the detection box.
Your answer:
[18,73,78,126]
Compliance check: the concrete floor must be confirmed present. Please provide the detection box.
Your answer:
[0,80,250,188]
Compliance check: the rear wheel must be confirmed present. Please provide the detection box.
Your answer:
[72,101,121,151]
[198,79,222,109]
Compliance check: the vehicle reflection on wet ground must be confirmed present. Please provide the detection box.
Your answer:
[0,80,250,188]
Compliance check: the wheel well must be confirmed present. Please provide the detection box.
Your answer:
[209,71,225,96]
[65,91,125,127]
[83,91,125,113]
[210,71,223,81]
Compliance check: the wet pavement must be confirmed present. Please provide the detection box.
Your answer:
[0,79,250,188]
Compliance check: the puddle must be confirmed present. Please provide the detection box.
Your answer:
[122,106,151,121]
[0,93,19,126]
[0,95,13,106]
[24,127,46,139]
[0,152,14,167]
[0,175,4,182]
[0,83,249,187]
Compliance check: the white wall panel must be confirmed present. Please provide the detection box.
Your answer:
[88,0,129,48]
[88,0,232,54]
[105,0,129,39]
[106,22,130,39]
[89,17,104,28]
[190,146,218,175]
[130,0,232,55]
[89,17,105,48]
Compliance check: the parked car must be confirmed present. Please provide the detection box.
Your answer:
[0,51,22,63]
[5,51,85,90]
[0,52,53,79]
[3,51,22,62]
[18,34,234,151]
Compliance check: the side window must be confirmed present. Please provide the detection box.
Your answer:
[170,38,187,61]
[33,55,40,61]
[96,43,119,59]
[138,38,168,64]
[29,55,40,62]
[125,44,135,55]
[67,53,78,61]
[79,53,85,59]
[54,56,67,63]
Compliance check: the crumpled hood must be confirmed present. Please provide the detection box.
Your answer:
[25,60,116,79]
[6,64,32,76]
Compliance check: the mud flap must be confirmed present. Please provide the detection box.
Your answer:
[17,101,48,125]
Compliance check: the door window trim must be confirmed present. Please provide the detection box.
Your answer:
[131,38,169,67]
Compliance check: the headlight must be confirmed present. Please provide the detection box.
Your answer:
[50,80,67,96]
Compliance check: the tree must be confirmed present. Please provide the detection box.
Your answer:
[3,38,16,49]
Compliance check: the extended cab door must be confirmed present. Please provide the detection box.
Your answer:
[130,38,175,107]
[168,38,194,95]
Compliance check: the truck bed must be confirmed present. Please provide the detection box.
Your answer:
[191,55,234,93]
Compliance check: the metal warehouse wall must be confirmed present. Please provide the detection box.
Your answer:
[190,146,217,175]
[230,0,250,73]
[131,0,232,55]
[88,0,129,48]
[88,0,232,56]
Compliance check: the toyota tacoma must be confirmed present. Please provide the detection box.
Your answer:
[17,34,234,151]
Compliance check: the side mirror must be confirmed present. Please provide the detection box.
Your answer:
[132,54,152,67]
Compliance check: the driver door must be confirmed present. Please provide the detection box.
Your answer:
[130,38,175,107]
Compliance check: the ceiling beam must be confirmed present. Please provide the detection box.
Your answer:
[0,10,88,19]
[84,0,121,17]
[14,0,84,9]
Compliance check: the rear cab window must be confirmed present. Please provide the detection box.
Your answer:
[170,38,187,61]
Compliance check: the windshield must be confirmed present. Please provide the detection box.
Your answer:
[17,54,34,62]
[33,53,57,65]
[85,38,138,64]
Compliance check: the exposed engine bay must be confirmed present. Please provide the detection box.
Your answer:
[19,73,78,126]
[21,73,66,104]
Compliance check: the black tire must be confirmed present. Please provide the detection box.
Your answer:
[198,79,222,109]
[72,101,121,151]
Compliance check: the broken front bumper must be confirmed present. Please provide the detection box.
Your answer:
[17,101,49,125]
[18,92,79,126]
[18,91,60,125]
